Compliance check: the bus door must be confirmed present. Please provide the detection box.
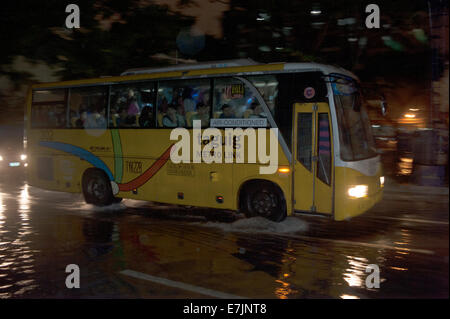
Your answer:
[293,102,333,215]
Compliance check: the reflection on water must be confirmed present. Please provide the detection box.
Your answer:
[343,256,368,288]
[0,174,447,298]
[0,182,38,297]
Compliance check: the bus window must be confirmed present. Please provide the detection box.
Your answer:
[213,78,265,123]
[31,89,67,128]
[297,113,313,171]
[69,86,108,129]
[246,75,278,117]
[157,79,210,128]
[110,82,156,128]
[317,113,331,184]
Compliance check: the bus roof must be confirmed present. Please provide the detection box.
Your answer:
[121,59,358,80]
[31,60,358,89]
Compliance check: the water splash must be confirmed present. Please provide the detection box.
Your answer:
[198,216,309,234]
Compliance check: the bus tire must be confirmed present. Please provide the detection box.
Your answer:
[82,169,115,206]
[243,181,287,222]
[113,197,123,204]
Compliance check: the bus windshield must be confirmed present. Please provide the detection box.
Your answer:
[330,74,377,161]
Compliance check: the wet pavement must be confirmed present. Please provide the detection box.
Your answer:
[0,169,448,299]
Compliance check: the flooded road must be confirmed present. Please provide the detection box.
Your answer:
[0,170,448,299]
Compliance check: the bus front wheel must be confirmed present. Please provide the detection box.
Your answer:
[243,182,287,222]
[82,169,115,206]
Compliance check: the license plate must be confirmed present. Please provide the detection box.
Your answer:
[9,162,20,167]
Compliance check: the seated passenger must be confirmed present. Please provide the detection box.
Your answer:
[249,102,266,118]
[117,108,136,127]
[139,106,153,128]
[96,108,107,128]
[219,104,235,119]
[163,105,186,127]
[183,87,196,113]
[190,102,210,127]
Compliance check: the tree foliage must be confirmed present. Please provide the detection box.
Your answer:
[0,0,195,82]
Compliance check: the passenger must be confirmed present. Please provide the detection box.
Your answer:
[69,110,79,128]
[84,108,98,128]
[127,97,140,116]
[163,105,186,127]
[117,108,134,127]
[96,108,107,128]
[159,96,169,113]
[183,87,196,113]
[220,104,235,119]
[139,106,153,128]
[249,102,266,118]
[75,108,86,128]
[190,102,210,127]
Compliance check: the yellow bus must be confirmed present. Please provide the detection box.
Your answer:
[25,59,383,222]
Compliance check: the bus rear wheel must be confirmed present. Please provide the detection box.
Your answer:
[82,169,115,206]
[243,182,287,222]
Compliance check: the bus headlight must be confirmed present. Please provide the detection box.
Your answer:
[380,176,385,187]
[0,155,3,161]
[347,185,368,198]
[21,154,27,161]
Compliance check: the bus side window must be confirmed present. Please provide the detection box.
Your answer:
[157,79,210,128]
[31,89,67,129]
[69,86,108,129]
[137,82,156,128]
[297,113,312,171]
[213,78,262,123]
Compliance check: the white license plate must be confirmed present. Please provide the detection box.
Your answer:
[9,162,20,167]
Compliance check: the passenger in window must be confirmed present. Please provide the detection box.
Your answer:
[117,108,135,127]
[249,102,266,118]
[139,106,153,128]
[190,102,210,127]
[127,96,140,116]
[96,108,107,128]
[161,96,169,113]
[174,102,185,117]
[163,105,186,127]
[183,87,196,113]
[220,104,235,119]
[70,110,79,127]
[80,110,88,127]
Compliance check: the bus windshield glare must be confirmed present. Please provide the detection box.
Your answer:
[330,74,377,161]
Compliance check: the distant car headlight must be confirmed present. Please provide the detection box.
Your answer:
[20,154,27,161]
[347,185,368,198]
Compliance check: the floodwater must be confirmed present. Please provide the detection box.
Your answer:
[0,169,448,299]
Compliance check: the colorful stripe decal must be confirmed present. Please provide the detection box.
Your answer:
[39,141,114,180]
[118,145,174,192]
[40,140,174,193]
[111,130,123,183]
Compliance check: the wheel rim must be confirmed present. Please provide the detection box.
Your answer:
[88,177,107,201]
[251,191,277,217]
